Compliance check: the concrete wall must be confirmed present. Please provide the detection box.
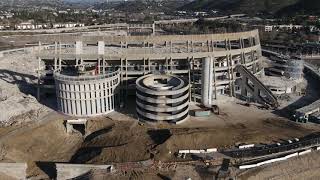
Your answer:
[0,163,113,179]
[0,163,26,179]
[54,70,120,117]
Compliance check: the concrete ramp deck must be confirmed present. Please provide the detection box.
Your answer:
[235,65,279,108]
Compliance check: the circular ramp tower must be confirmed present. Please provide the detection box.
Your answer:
[285,57,304,80]
[54,70,120,117]
[136,74,190,124]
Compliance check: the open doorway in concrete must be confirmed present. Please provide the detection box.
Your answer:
[65,119,87,136]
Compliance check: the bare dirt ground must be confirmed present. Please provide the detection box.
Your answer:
[0,53,52,126]
[1,97,319,179]
[1,100,319,165]
[238,151,320,180]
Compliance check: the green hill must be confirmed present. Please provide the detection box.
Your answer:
[0,0,63,7]
[278,0,320,15]
[182,0,320,15]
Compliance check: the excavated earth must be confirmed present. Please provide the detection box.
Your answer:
[1,110,320,164]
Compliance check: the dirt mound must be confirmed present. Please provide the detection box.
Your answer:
[0,53,51,126]
[239,151,320,180]
[0,119,82,162]
[1,111,319,167]
[71,120,158,163]
[26,161,50,180]
[157,118,318,159]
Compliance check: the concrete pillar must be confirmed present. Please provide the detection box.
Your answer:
[85,84,92,116]
[55,41,58,54]
[212,57,217,100]
[152,23,156,36]
[75,41,83,55]
[90,83,96,114]
[201,57,213,107]
[95,83,101,114]
[187,41,189,52]
[100,82,106,112]
[66,84,72,115]
[106,81,110,111]
[80,84,86,115]
[63,84,68,113]
[75,84,81,116]
[98,41,105,55]
[70,84,76,115]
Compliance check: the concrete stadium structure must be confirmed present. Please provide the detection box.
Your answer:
[35,29,266,120]
[136,74,190,124]
[54,70,120,117]
[265,53,304,79]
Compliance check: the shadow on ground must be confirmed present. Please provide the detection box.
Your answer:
[0,69,57,110]
[273,73,320,120]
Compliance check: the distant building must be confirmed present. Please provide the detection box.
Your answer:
[194,12,208,17]
[308,16,318,22]
[3,13,14,18]
[58,11,68,14]
[265,25,273,32]
[53,23,85,29]
[15,22,35,30]
[14,22,84,30]
[275,24,303,31]
[258,24,304,32]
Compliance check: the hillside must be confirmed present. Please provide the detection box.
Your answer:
[96,0,189,13]
[181,0,320,15]
[279,0,320,15]
[0,0,63,7]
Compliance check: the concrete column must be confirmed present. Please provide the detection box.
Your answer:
[55,41,58,54]
[211,41,214,52]
[90,83,96,114]
[106,81,110,111]
[187,41,189,52]
[85,84,92,116]
[152,23,156,36]
[227,55,233,97]
[201,57,213,107]
[70,84,76,115]
[80,84,86,115]
[101,82,106,112]
[54,57,57,70]
[188,57,192,102]
[75,84,81,116]
[191,41,194,52]
[96,83,101,114]
[212,57,217,100]
[58,83,63,112]
[75,41,83,55]
[63,84,68,113]
[98,41,105,55]
[102,59,105,74]
[65,84,71,114]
